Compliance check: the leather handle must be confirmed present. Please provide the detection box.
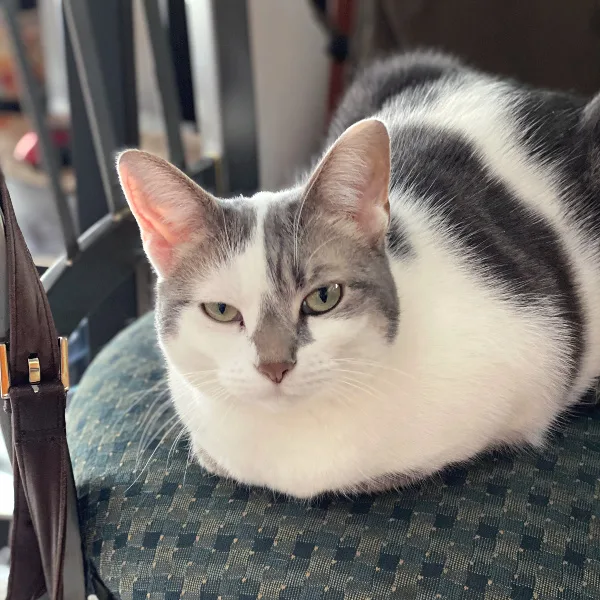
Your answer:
[1,170,69,600]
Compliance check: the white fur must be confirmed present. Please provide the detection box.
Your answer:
[162,79,600,498]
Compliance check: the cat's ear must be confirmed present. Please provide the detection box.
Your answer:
[306,118,391,244]
[117,149,217,278]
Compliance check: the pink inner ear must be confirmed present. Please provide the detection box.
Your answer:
[120,163,190,275]
[354,167,390,239]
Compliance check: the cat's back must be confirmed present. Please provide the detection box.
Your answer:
[340,53,600,408]
[332,52,588,192]
[326,51,465,144]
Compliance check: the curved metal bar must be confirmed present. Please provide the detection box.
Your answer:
[63,0,126,216]
[2,0,80,260]
[142,0,186,169]
[42,214,142,336]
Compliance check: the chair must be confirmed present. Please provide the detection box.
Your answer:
[2,1,600,598]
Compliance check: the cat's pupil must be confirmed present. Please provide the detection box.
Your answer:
[318,287,328,303]
[218,303,226,315]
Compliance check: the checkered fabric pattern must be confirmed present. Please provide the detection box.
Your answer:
[67,313,600,600]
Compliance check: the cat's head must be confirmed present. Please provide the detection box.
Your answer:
[117,119,399,405]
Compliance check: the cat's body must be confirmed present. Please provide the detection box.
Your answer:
[118,52,600,498]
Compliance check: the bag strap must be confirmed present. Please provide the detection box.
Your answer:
[1,171,70,600]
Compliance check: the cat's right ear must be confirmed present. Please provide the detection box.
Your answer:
[117,150,217,278]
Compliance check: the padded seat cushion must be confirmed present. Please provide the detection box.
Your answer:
[68,313,600,600]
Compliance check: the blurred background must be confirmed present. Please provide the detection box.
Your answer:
[2,0,600,282]
[1,0,600,595]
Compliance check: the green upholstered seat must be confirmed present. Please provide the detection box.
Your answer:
[67,313,600,600]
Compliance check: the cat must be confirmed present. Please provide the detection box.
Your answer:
[117,51,600,499]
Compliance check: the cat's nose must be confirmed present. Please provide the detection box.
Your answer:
[257,361,295,384]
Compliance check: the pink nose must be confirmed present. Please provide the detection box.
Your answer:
[257,361,295,384]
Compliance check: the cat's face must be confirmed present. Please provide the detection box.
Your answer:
[157,190,398,405]
[117,119,398,406]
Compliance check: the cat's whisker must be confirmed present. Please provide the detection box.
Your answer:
[117,378,169,411]
[334,377,389,405]
[176,369,220,377]
[329,368,410,396]
[134,412,178,470]
[134,406,179,468]
[114,387,171,433]
[128,418,182,493]
[182,444,194,487]
[330,358,415,379]
[167,427,188,470]
[184,376,222,388]
[134,401,173,461]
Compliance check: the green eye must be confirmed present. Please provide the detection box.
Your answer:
[302,284,343,315]
[202,302,242,323]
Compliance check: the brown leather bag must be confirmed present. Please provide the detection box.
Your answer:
[1,169,71,600]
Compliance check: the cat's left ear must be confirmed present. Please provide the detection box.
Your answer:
[306,118,391,244]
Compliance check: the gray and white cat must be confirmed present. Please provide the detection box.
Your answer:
[117,52,600,498]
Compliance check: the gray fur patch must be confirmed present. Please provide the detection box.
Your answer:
[257,188,401,356]
[158,199,257,337]
[251,307,299,364]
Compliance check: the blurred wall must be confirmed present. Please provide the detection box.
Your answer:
[247,0,329,190]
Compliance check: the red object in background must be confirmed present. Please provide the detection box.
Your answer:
[13,127,71,168]
[327,0,354,120]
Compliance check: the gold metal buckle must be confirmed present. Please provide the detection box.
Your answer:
[28,357,41,384]
[0,337,69,399]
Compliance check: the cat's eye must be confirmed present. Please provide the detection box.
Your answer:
[302,284,343,315]
[202,302,242,323]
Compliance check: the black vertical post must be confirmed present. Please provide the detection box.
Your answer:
[212,0,259,195]
[64,0,139,356]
